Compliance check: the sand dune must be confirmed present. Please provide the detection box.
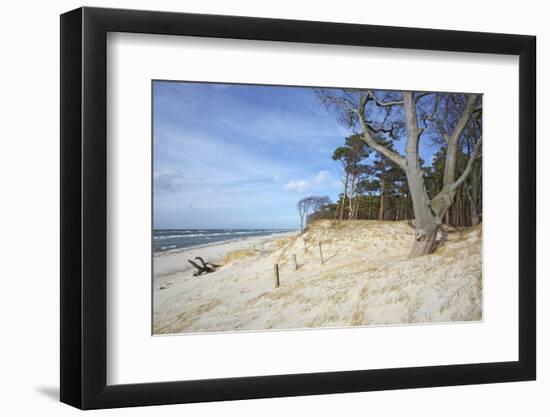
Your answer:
[153,220,482,334]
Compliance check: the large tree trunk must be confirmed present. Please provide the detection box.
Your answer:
[353,91,480,257]
[407,170,439,257]
[402,93,440,257]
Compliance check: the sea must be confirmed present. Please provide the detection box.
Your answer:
[153,228,295,253]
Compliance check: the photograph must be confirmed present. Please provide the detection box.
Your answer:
[51,3,539,412]
[152,81,483,335]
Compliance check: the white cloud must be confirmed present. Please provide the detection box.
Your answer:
[313,170,331,184]
[284,170,341,194]
[314,170,341,188]
[284,179,311,193]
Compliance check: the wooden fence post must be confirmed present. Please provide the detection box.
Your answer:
[274,264,280,288]
[293,254,298,271]
[319,242,324,264]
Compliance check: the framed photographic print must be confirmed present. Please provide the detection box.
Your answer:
[60,6,536,409]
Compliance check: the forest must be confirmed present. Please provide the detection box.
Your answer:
[298,89,482,257]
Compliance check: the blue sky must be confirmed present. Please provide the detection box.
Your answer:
[153,81,438,229]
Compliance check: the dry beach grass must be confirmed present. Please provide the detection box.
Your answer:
[153,220,482,334]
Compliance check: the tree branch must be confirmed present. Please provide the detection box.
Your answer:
[367,90,403,107]
[365,120,393,135]
[435,120,450,143]
[415,92,433,102]
[442,94,479,186]
[419,95,441,136]
[318,94,356,110]
[451,136,482,191]
[448,94,479,145]
[357,111,406,169]
[319,90,406,169]
[381,106,392,126]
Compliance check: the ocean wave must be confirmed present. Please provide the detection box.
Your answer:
[152,229,296,252]
[153,230,289,240]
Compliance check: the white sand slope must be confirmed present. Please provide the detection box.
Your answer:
[153,220,482,334]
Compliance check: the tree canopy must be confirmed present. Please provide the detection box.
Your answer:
[301,88,482,257]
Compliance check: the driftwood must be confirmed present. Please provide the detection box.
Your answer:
[188,256,220,276]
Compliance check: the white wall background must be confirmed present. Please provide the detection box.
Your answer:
[0,0,545,415]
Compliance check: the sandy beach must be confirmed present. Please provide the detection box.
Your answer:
[153,220,482,334]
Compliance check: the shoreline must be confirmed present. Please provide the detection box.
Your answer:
[153,231,298,291]
[153,230,298,257]
[153,220,482,334]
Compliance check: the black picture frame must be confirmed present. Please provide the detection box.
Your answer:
[60,6,536,410]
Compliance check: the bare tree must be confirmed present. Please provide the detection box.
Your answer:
[297,196,331,233]
[318,89,482,257]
